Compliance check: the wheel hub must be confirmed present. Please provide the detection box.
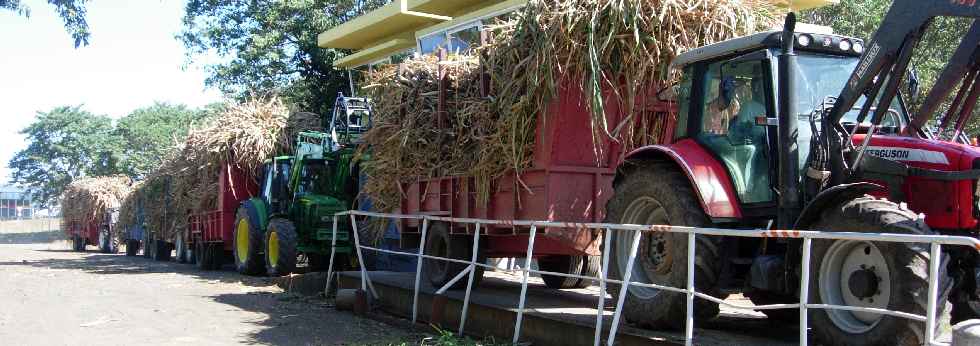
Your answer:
[618,197,672,300]
[819,240,892,333]
[847,267,880,300]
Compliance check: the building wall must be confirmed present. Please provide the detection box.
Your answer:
[0,186,34,220]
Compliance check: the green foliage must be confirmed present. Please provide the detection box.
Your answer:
[114,102,212,179]
[801,0,976,134]
[8,106,120,207]
[1,0,90,47]
[178,0,387,116]
[9,102,217,207]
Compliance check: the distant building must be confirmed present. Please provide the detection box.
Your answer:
[0,185,34,220]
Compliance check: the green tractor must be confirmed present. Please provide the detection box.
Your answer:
[232,93,372,276]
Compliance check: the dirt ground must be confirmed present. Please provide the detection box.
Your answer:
[0,234,423,346]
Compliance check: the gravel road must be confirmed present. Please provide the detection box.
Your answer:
[0,236,420,346]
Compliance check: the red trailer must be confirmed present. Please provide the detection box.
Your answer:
[64,218,98,252]
[184,162,259,269]
[64,209,118,253]
[400,75,675,288]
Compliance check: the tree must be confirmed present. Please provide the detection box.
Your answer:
[8,106,121,207]
[115,102,213,179]
[178,0,387,116]
[801,0,976,134]
[1,0,90,47]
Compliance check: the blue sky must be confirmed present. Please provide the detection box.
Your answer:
[0,0,223,182]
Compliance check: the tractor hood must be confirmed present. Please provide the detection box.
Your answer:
[855,134,980,171]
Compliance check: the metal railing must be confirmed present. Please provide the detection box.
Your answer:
[323,210,980,346]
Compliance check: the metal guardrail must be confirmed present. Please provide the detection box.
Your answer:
[324,210,980,346]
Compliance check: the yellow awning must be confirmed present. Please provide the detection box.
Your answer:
[334,38,416,69]
[772,0,839,11]
[317,0,510,50]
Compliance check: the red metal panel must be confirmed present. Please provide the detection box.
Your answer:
[624,140,743,219]
[188,162,259,245]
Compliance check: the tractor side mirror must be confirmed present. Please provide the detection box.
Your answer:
[907,69,920,103]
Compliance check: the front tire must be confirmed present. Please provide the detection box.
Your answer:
[808,196,950,346]
[233,206,266,275]
[604,161,724,330]
[265,218,297,276]
[125,239,138,256]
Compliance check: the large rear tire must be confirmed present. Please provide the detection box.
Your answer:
[423,222,484,290]
[808,196,950,346]
[604,161,725,330]
[539,255,586,289]
[265,218,297,277]
[233,206,266,276]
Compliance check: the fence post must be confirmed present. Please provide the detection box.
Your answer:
[799,237,812,346]
[606,229,644,346]
[926,242,941,344]
[324,215,339,295]
[594,228,612,346]
[684,232,695,346]
[349,213,377,298]
[412,218,430,324]
[512,225,538,344]
[459,222,482,335]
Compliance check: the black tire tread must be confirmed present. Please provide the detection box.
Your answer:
[233,205,266,276]
[266,218,298,277]
[604,160,725,330]
[808,195,950,346]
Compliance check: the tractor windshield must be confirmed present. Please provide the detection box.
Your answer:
[793,53,908,127]
[793,52,909,175]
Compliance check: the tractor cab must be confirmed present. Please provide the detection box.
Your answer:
[329,93,373,151]
[670,27,883,212]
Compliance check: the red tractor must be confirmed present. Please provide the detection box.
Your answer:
[607,1,980,344]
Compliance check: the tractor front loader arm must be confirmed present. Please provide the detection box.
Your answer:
[823,0,980,187]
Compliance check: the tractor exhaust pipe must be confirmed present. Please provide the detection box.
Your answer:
[777,13,802,228]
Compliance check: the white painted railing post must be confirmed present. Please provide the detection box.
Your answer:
[685,232,695,346]
[411,218,429,324]
[594,228,612,346]
[800,237,812,346]
[324,215,339,295]
[926,242,941,344]
[606,229,643,346]
[459,223,482,335]
[513,225,538,344]
[349,213,377,298]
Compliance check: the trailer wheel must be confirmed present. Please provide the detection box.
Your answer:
[265,218,297,276]
[604,161,724,330]
[539,255,586,289]
[175,233,188,264]
[72,235,86,252]
[125,239,138,256]
[808,196,950,345]
[423,222,484,290]
[142,232,153,259]
[153,239,172,262]
[98,228,116,253]
[195,240,211,270]
[233,207,266,275]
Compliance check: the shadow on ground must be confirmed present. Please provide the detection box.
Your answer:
[0,247,276,288]
[0,231,64,244]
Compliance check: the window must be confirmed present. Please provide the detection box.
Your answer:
[448,25,481,53]
[419,33,448,55]
[695,57,774,204]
